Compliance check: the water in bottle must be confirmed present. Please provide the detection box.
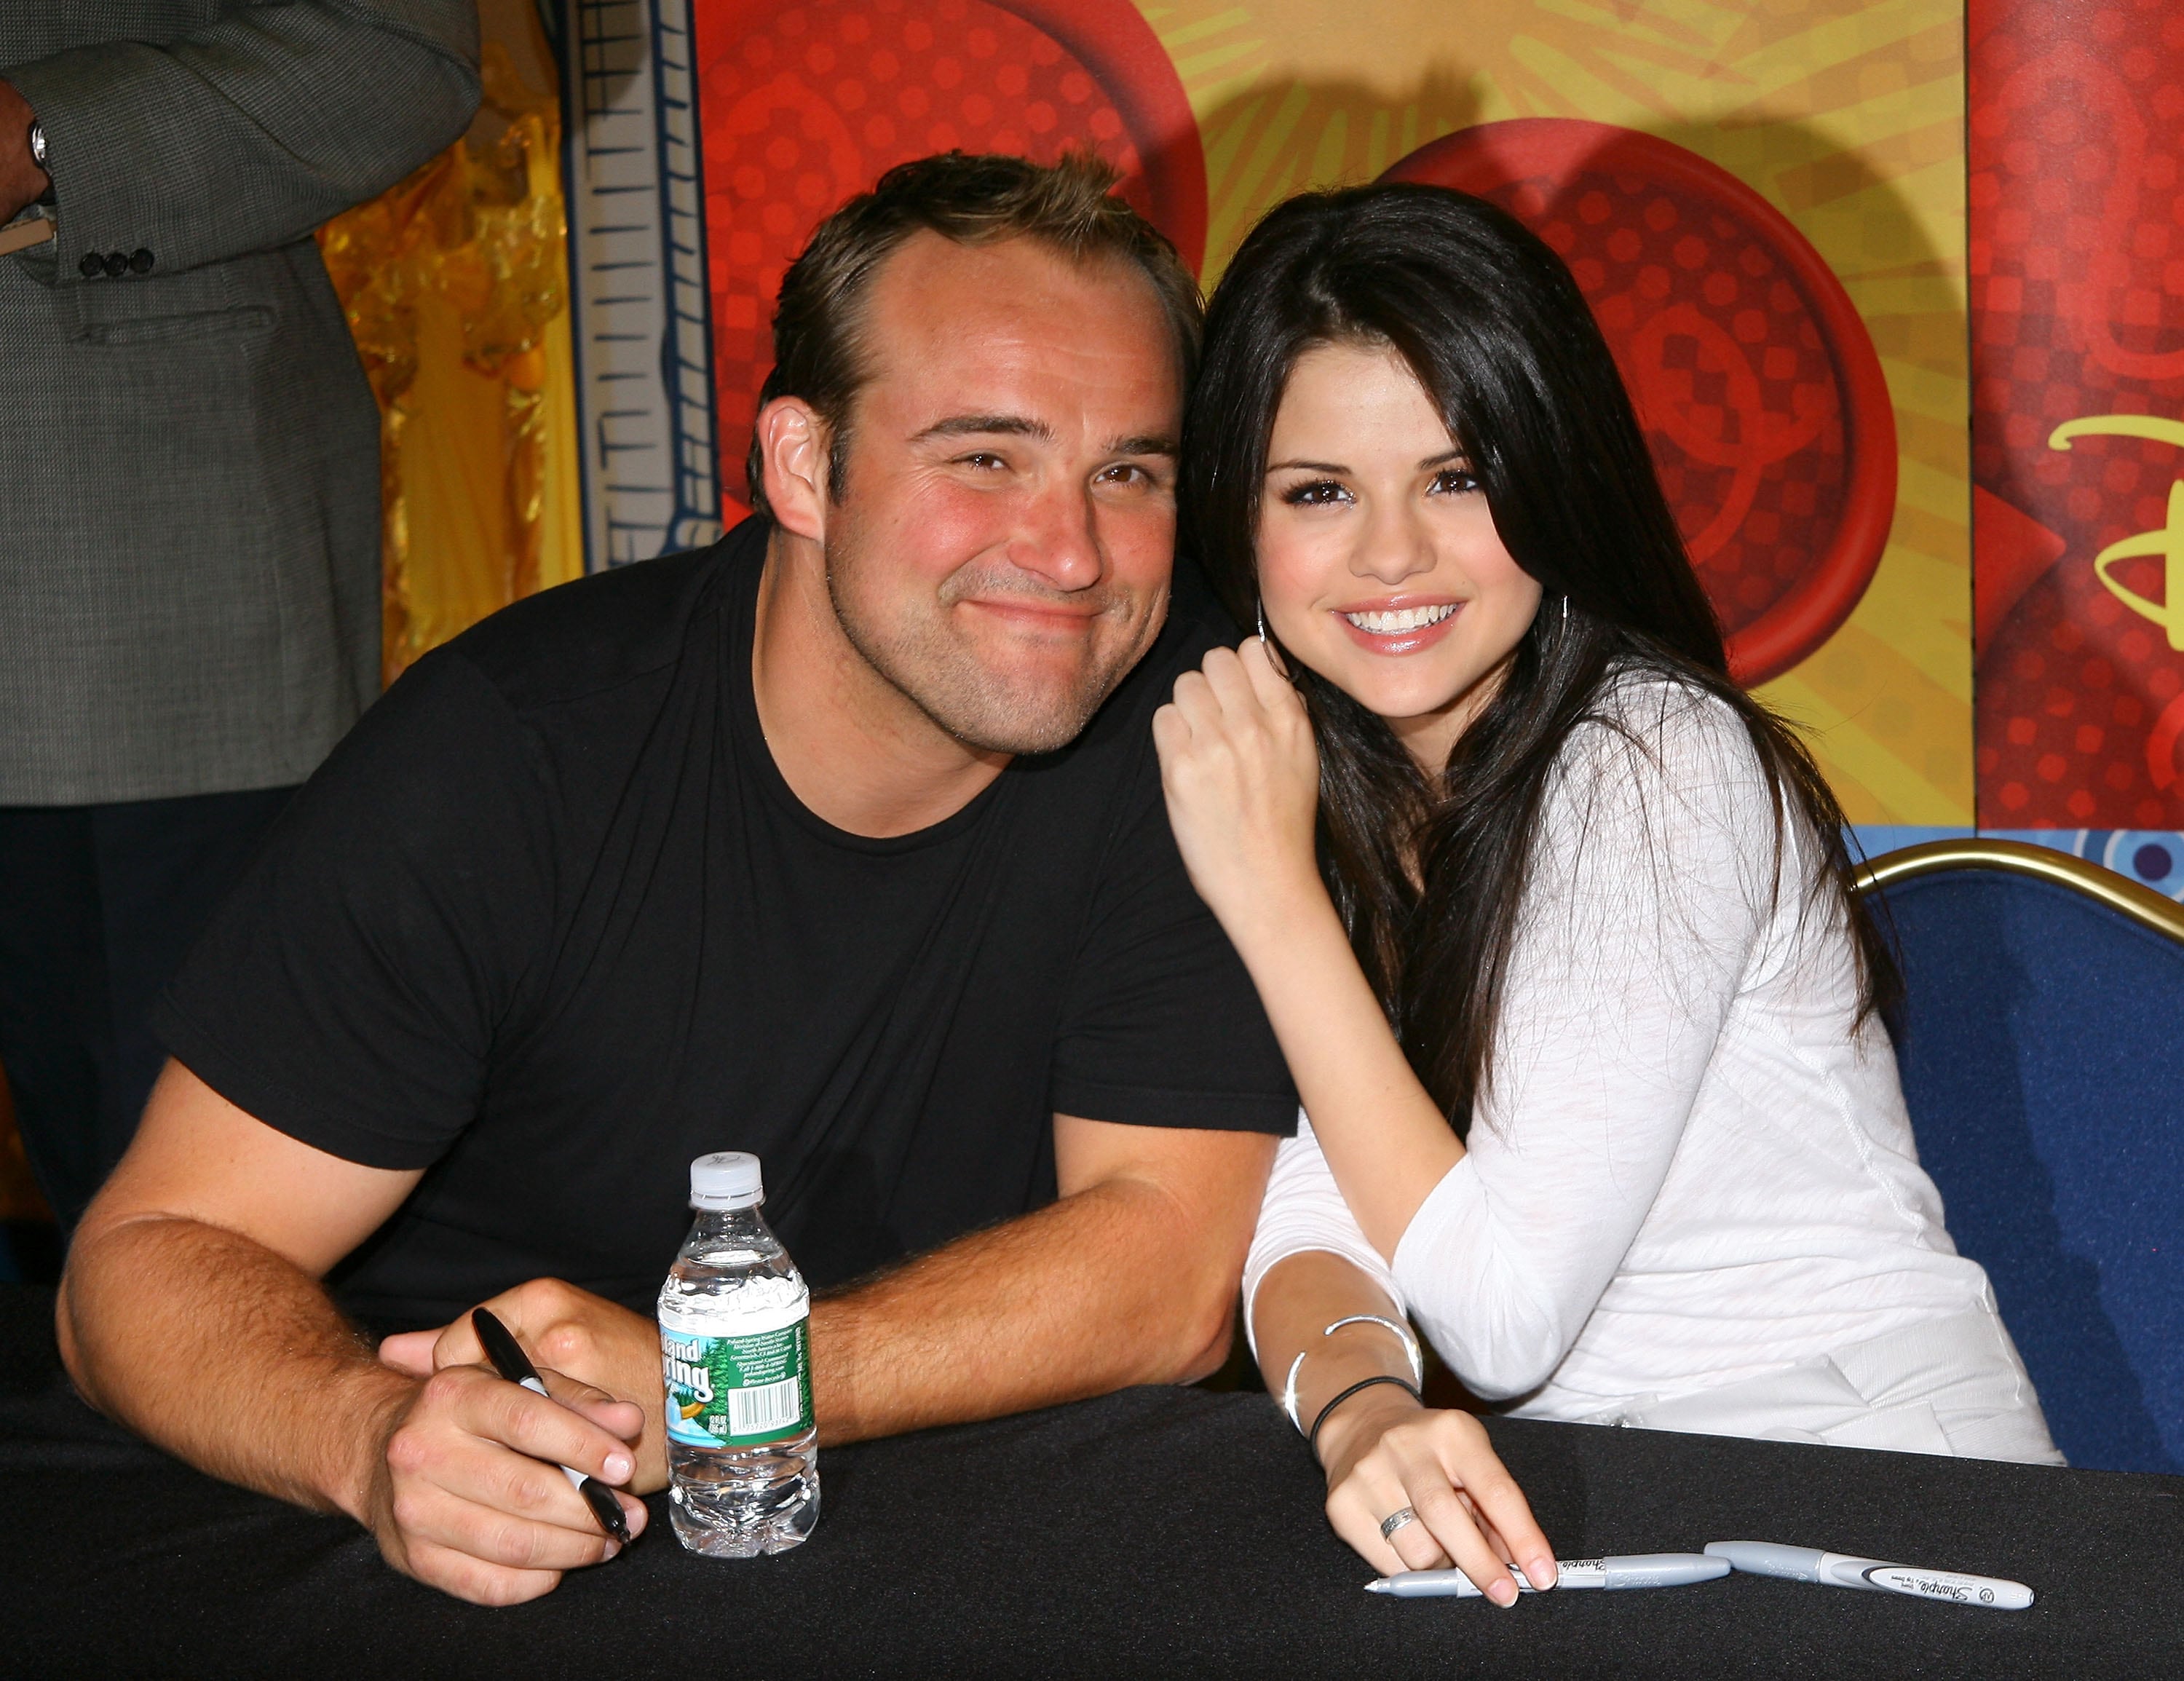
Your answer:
[657,1151,818,1556]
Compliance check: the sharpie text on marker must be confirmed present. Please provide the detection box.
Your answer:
[1704,1541,2033,1610]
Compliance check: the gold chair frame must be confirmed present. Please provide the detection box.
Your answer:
[1853,837,2184,946]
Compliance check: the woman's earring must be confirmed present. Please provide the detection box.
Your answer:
[1562,594,1570,630]
[1257,599,1270,645]
[1255,598,1291,678]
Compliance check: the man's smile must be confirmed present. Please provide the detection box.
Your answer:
[957,594,1109,635]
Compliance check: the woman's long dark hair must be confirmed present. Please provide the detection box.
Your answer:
[1183,184,1896,1137]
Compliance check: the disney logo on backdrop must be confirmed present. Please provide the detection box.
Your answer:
[2051,415,2184,651]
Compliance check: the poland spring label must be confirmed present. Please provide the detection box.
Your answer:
[659,1295,813,1448]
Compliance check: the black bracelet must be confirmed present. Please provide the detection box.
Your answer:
[1307,1373,1423,1456]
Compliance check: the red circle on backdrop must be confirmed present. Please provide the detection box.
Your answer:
[1382,119,1896,686]
[695,0,1208,515]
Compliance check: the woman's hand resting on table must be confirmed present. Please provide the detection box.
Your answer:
[1153,639,1323,936]
[1314,1387,1556,1604]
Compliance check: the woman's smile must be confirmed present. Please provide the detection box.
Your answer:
[1334,597,1465,653]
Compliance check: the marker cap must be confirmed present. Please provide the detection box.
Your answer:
[690,1151,764,1209]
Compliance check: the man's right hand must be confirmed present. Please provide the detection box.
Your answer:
[61,1065,652,1610]
[0,82,51,222]
[363,1360,648,1606]
[379,1277,672,1492]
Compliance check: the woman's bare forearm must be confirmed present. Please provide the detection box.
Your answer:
[1153,641,1460,1254]
[1222,882,1463,1255]
[1249,1249,1420,1446]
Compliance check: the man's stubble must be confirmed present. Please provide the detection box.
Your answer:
[821,537,1168,758]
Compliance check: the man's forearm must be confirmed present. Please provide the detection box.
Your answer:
[59,1217,412,1522]
[810,1176,1240,1444]
[395,1126,1271,1468]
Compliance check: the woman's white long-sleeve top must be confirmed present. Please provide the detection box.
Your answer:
[1244,676,2009,1426]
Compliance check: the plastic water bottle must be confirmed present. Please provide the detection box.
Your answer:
[657,1152,818,1556]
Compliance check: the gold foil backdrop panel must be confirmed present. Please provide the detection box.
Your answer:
[1147,0,1970,825]
[319,32,584,687]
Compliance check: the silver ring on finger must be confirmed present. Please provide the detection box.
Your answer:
[1379,1506,1420,1542]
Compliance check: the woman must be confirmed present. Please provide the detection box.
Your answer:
[1155,186,2057,1602]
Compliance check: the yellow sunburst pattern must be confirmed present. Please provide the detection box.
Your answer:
[1142,0,1970,823]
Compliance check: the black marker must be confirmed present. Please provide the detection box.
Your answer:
[470,1308,634,1548]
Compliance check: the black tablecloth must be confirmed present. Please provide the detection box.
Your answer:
[1,1286,2177,1680]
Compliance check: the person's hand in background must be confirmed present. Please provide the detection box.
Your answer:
[0,80,51,221]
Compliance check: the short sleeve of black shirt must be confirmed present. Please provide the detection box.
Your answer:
[1045,740,1289,1131]
[154,647,560,1170]
[156,522,1294,1328]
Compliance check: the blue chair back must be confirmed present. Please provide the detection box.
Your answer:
[1862,842,2184,1474]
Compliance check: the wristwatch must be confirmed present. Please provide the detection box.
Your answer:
[28,116,54,205]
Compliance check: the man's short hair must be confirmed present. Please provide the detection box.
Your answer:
[745,151,1203,515]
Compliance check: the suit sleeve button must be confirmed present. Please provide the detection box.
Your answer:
[79,251,103,279]
[130,248,154,274]
[102,251,128,278]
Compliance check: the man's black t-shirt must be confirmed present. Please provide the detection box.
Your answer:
[156,519,1294,1330]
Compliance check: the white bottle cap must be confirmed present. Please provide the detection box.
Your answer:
[689,1151,764,1210]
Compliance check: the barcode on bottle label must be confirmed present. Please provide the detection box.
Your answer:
[727,1377,804,1438]
[659,1314,812,1447]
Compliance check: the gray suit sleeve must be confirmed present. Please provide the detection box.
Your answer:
[5,0,481,285]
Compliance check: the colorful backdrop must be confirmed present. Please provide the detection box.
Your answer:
[7,0,2177,1233]
[314,0,2184,898]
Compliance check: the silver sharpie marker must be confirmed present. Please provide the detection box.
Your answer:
[1704,1541,2033,1610]
[1368,1553,1730,1597]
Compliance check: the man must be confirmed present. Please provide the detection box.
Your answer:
[59,153,1295,1607]
[0,1,481,1230]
